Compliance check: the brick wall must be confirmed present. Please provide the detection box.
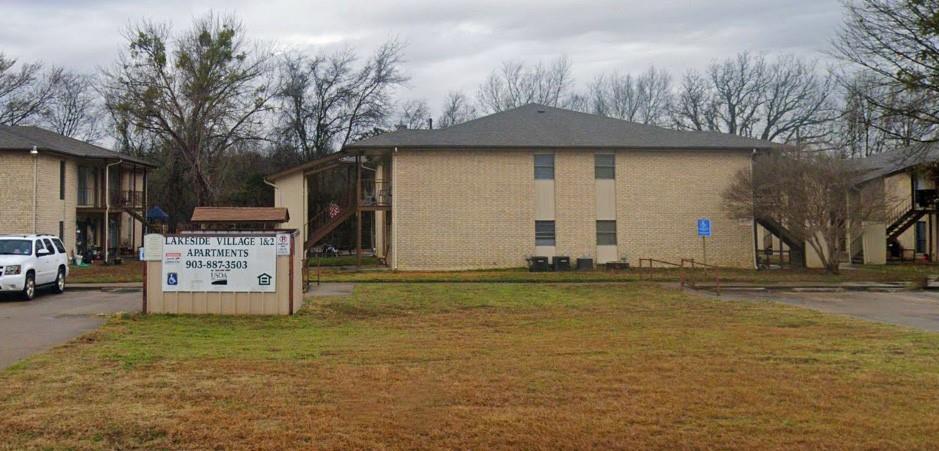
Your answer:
[394,149,533,270]
[618,150,754,267]
[392,148,755,270]
[554,150,595,258]
[0,151,77,254]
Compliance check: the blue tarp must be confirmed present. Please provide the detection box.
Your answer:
[147,206,169,222]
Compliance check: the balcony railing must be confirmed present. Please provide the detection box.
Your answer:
[77,188,97,207]
[115,190,144,209]
[77,189,143,209]
[360,180,391,207]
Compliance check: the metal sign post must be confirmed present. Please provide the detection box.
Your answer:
[697,218,711,265]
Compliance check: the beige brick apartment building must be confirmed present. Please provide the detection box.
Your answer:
[0,125,154,260]
[269,104,777,270]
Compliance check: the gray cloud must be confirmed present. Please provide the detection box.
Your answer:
[0,0,845,113]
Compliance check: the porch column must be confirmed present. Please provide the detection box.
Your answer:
[862,221,887,265]
[355,153,362,267]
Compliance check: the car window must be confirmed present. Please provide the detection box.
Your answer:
[34,240,46,256]
[43,239,56,254]
[0,240,32,255]
[52,238,66,253]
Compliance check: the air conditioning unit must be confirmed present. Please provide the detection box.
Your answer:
[528,256,550,272]
[552,256,571,271]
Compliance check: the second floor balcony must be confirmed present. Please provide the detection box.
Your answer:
[360,180,391,208]
[77,189,144,209]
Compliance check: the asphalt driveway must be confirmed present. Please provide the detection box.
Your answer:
[717,289,939,332]
[0,288,140,369]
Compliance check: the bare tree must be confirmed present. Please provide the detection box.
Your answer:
[758,55,837,143]
[477,56,574,112]
[707,52,767,137]
[0,53,62,126]
[41,71,102,141]
[671,52,836,145]
[723,150,884,273]
[274,41,406,160]
[832,0,939,144]
[832,70,935,158]
[671,70,717,131]
[395,99,430,129]
[588,66,672,125]
[101,13,275,206]
[437,91,477,128]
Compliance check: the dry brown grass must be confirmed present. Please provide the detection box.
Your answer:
[2,284,939,449]
[69,260,144,283]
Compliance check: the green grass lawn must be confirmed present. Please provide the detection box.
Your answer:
[308,254,381,267]
[2,284,939,449]
[316,264,939,284]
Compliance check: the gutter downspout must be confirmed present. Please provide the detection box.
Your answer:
[31,146,39,233]
[751,148,758,270]
[263,179,279,204]
[104,160,122,263]
[391,147,398,270]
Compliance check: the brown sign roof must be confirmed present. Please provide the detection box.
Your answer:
[191,207,289,223]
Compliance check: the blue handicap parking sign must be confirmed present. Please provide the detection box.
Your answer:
[167,272,178,286]
[697,218,711,237]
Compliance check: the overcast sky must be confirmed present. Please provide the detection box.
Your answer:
[1,0,845,115]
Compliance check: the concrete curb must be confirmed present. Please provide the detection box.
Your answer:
[690,282,917,293]
[69,283,142,291]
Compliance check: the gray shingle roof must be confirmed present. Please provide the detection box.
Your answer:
[852,144,939,185]
[346,103,779,151]
[0,125,155,167]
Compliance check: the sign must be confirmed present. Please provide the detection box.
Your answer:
[142,234,164,261]
[161,235,277,292]
[697,218,711,238]
[275,233,291,256]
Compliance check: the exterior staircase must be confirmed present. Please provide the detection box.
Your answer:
[304,192,356,251]
[123,207,147,224]
[755,216,805,268]
[886,208,926,242]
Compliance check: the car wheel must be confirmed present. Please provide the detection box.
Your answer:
[53,268,65,294]
[22,273,35,301]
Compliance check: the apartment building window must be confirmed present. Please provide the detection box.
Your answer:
[596,220,617,245]
[595,154,615,179]
[535,220,556,246]
[59,160,65,200]
[534,154,554,180]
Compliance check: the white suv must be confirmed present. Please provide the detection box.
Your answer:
[0,234,69,300]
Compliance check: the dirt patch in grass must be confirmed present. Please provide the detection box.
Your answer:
[2,284,939,449]
[69,260,144,283]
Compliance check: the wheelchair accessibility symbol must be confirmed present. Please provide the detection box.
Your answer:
[167,272,178,286]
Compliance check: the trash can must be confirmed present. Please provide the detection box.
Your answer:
[576,258,594,271]
[553,256,571,271]
[528,256,550,272]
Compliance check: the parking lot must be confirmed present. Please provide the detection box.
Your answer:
[717,289,939,332]
[0,288,140,369]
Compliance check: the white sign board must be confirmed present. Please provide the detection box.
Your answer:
[142,234,165,261]
[275,233,291,256]
[161,235,277,292]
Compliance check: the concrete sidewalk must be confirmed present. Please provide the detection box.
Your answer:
[306,283,355,297]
